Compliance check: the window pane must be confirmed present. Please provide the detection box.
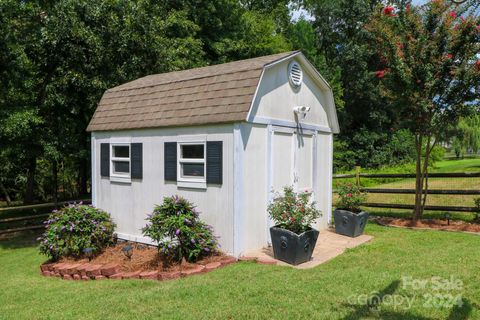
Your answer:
[181,144,204,159]
[114,146,129,158]
[113,161,130,173]
[181,163,205,177]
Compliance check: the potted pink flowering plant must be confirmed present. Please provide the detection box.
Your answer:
[334,183,368,237]
[268,186,321,265]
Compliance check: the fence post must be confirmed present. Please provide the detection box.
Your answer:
[355,166,362,188]
[355,166,361,187]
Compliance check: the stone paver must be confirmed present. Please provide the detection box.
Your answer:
[139,271,158,280]
[243,229,373,269]
[181,265,205,277]
[159,271,181,280]
[204,262,221,271]
[101,263,121,276]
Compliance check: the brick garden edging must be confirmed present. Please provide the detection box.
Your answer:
[40,256,237,281]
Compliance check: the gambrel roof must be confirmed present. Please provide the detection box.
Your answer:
[87,51,339,133]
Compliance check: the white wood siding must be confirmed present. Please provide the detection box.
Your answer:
[92,125,235,254]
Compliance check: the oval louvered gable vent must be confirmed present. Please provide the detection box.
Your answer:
[288,61,303,88]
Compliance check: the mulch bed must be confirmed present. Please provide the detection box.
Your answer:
[40,241,237,281]
[373,217,480,233]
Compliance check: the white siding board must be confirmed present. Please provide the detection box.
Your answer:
[240,123,269,252]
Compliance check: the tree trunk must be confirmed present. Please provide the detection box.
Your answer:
[52,160,58,207]
[78,158,88,196]
[24,157,37,204]
[413,134,437,223]
[0,181,12,206]
[413,135,424,224]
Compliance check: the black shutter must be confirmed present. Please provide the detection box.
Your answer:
[207,141,223,184]
[131,143,143,179]
[164,142,177,181]
[100,143,110,177]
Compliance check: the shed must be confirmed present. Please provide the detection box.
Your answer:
[87,51,339,256]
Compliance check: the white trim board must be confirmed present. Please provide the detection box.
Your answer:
[91,133,97,207]
[250,116,332,134]
[233,123,245,257]
[265,124,274,245]
[116,232,157,246]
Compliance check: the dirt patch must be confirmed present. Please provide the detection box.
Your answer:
[59,241,226,272]
[374,217,480,233]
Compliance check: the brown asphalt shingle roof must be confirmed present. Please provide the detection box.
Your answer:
[87,51,298,132]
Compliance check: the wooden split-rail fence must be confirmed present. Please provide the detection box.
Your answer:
[0,200,91,235]
[333,169,480,213]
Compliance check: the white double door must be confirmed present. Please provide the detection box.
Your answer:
[270,127,315,195]
[267,126,316,240]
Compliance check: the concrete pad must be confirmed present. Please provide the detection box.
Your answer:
[243,229,373,269]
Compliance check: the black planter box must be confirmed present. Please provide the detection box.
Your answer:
[270,226,319,265]
[333,209,369,237]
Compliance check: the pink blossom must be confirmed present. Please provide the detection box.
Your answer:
[449,11,457,19]
[375,70,386,78]
[383,6,395,16]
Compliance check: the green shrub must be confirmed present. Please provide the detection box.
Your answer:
[143,196,218,263]
[267,186,322,234]
[335,182,367,213]
[38,204,116,260]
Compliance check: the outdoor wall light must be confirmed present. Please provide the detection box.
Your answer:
[293,105,311,121]
[450,0,467,4]
[83,247,94,261]
[122,245,133,259]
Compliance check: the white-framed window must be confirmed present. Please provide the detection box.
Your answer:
[110,144,131,181]
[177,142,206,188]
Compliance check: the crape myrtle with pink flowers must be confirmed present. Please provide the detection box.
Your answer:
[368,0,480,222]
[142,195,218,263]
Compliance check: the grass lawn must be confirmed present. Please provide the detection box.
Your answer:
[433,158,480,173]
[1,225,479,319]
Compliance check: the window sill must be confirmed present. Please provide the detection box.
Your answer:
[177,180,207,189]
[110,175,131,184]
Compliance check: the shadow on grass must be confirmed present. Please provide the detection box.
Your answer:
[342,280,474,320]
[447,298,475,320]
[0,230,41,249]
